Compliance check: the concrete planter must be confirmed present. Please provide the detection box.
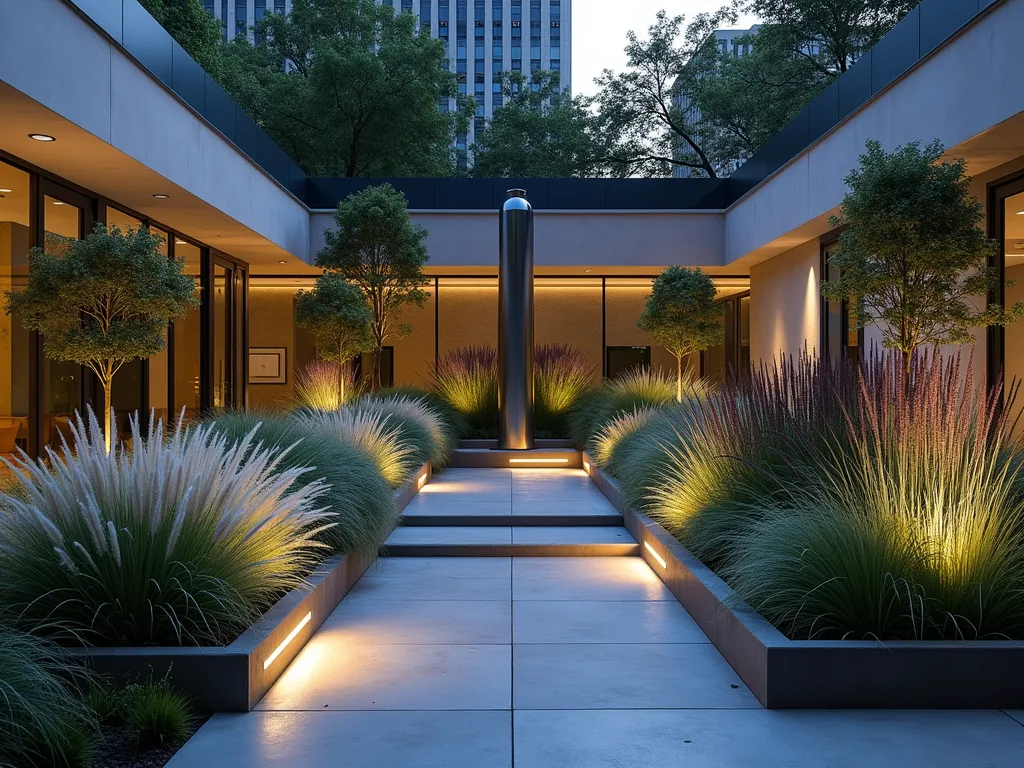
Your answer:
[582,453,1024,709]
[69,462,432,712]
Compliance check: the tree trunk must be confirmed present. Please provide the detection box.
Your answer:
[371,346,383,392]
[102,376,114,454]
[676,354,683,403]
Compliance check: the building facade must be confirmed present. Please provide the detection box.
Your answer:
[204,0,571,157]
[0,0,1020,458]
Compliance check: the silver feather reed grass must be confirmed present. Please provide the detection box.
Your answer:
[0,409,332,647]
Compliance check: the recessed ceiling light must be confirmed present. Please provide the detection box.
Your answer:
[1017,210,1024,215]
[584,269,592,273]
[152,194,170,199]
[52,200,65,205]
[278,259,287,264]
[28,133,55,142]
[0,188,11,193]
[175,238,186,245]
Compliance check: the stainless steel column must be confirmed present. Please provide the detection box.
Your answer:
[498,189,535,450]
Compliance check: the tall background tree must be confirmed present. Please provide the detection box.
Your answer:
[295,274,373,403]
[821,140,1020,375]
[638,266,725,400]
[217,0,467,176]
[471,71,608,178]
[316,184,429,390]
[139,0,224,74]
[4,226,198,451]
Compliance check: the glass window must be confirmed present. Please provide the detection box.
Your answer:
[275,0,286,13]
[43,194,84,447]
[172,241,202,420]
[105,206,141,233]
[0,160,31,454]
[235,0,247,35]
[822,243,859,365]
[607,347,650,380]
[1001,189,1024,387]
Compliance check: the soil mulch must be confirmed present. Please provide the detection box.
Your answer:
[92,715,210,768]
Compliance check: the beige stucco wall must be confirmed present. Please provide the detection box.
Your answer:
[248,288,298,409]
[749,239,820,366]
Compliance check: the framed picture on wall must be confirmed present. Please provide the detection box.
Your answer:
[249,347,287,385]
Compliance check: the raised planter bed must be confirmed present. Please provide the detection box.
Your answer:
[582,452,1024,709]
[69,462,433,713]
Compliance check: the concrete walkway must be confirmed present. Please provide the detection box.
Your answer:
[170,468,1024,767]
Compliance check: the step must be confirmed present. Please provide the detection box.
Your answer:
[458,438,576,449]
[400,511,624,526]
[381,525,640,557]
[448,448,582,469]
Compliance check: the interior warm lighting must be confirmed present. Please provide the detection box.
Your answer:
[51,200,65,205]
[278,259,288,264]
[0,188,11,193]
[152,193,170,199]
[417,472,428,488]
[175,238,186,245]
[28,133,55,142]
[263,611,312,670]
[1017,210,1024,215]
[582,459,592,473]
[508,457,571,465]
[644,541,668,569]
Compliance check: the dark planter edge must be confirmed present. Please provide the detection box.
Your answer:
[68,461,432,712]
[582,452,1024,709]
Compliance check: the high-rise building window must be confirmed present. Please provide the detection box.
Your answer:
[492,59,502,74]
[493,94,503,107]
[235,0,246,36]
[402,0,413,12]
[420,0,431,23]
[492,0,502,20]
[275,0,286,12]
[204,0,215,12]
[221,0,228,41]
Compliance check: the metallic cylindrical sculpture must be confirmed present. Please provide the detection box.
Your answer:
[498,188,535,450]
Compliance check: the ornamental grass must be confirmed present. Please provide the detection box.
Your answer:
[293,360,358,411]
[433,345,498,434]
[0,410,331,647]
[534,343,597,434]
[0,624,95,768]
[356,393,459,470]
[207,411,396,557]
[297,408,416,487]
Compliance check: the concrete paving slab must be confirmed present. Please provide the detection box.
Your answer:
[366,557,512,578]
[258,644,511,711]
[513,600,708,644]
[1005,710,1024,727]
[513,557,674,601]
[347,574,513,601]
[403,498,513,516]
[511,526,636,545]
[385,526,512,545]
[169,711,511,768]
[512,709,1024,768]
[316,598,511,644]
[514,643,758,709]
[510,500,618,516]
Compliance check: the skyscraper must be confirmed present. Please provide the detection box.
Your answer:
[206,0,572,155]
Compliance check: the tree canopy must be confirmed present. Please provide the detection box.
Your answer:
[471,71,609,178]
[139,0,223,74]
[295,274,373,402]
[821,140,1019,374]
[217,0,466,176]
[316,184,429,389]
[4,225,198,450]
[638,266,725,400]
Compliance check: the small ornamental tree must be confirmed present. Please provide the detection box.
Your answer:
[4,225,198,451]
[822,140,1021,375]
[638,266,725,401]
[295,273,373,403]
[316,183,429,390]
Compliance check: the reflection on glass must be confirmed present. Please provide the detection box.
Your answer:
[105,206,141,234]
[149,229,170,422]
[1003,191,1024,388]
[0,160,31,454]
[173,242,202,419]
[213,264,231,408]
[44,195,83,447]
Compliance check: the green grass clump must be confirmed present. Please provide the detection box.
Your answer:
[119,679,194,750]
[208,411,396,558]
[297,408,416,487]
[358,393,460,470]
[535,344,597,435]
[567,368,687,449]
[0,411,331,646]
[432,346,498,434]
[0,625,95,768]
